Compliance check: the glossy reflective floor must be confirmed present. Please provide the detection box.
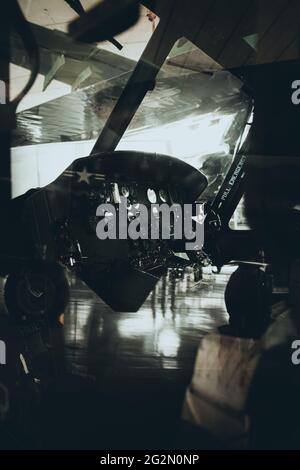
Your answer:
[63,267,229,449]
[0,267,231,449]
[65,267,229,380]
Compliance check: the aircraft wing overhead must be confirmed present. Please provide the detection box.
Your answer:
[11,1,300,148]
[11,18,250,149]
[12,65,249,148]
[12,71,132,147]
[11,22,136,90]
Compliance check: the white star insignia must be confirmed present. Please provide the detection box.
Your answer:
[191,214,206,224]
[76,167,93,184]
[191,205,206,225]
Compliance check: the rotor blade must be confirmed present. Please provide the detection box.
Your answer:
[64,0,85,16]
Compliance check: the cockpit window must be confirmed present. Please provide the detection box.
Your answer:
[117,38,252,203]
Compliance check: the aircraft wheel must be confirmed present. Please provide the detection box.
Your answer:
[4,262,69,324]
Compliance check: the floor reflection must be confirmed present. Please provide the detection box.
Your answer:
[0,266,232,449]
[65,267,229,387]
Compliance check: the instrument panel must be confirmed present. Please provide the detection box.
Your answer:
[70,176,179,271]
[117,183,172,204]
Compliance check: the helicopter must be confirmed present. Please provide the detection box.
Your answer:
[1,0,299,335]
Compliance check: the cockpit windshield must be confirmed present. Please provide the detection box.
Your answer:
[117,38,252,202]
